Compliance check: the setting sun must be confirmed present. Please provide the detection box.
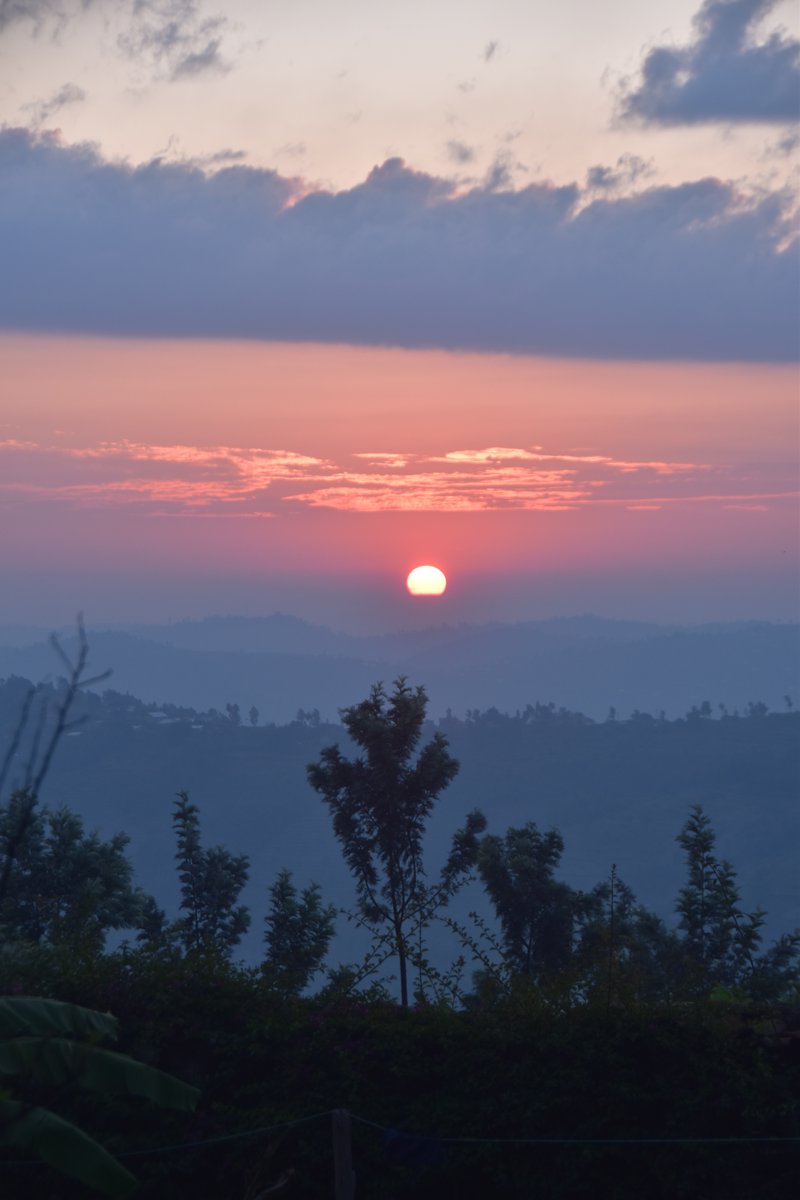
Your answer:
[406,565,447,596]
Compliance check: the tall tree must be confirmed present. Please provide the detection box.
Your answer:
[308,679,485,1006]
[576,868,679,1005]
[0,621,109,910]
[172,791,250,957]
[676,804,763,992]
[263,869,336,996]
[0,792,145,954]
[477,822,576,982]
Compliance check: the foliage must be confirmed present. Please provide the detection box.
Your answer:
[676,804,800,998]
[2,671,797,964]
[677,804,754,986]
[574,868,681,1005]
[263,868,336,996]
[0,636,127,963]
[470,806,799,1008]
[308,678,485,1005]
[170,791,250,957]
[477,823,576,982]
[1,648,799,1193]
[0,622,109,809]
[0,994,198,1197]
[1,950,798,1200]
[0,791,146,954]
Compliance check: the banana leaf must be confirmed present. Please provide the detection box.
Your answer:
[0,1098,138,1197]
[0,996,117,1042]
[0,1037,199,1109]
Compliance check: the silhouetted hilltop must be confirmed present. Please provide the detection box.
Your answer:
[0,616,796,722]
[118,613,358,657]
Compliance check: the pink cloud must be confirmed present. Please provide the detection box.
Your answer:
[0,437,793,516]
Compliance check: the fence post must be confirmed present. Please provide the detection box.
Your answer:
[332,1108,356,1199]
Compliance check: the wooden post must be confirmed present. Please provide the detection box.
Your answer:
[332,1109,356,1199]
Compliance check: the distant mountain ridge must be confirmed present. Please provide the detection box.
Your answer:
[104,612,676,659]
[0,614,796,724]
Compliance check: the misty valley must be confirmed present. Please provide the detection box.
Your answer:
[0,617,798,1198]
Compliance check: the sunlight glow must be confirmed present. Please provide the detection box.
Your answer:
[407,565,447,596]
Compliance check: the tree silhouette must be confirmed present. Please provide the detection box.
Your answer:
[477,822,576,982]
[172,792,250,957]
[263,869,336,996]
[308,678,484,1005]
[0,797,145,954]
[676,804,763,992]
[0,620,109,911]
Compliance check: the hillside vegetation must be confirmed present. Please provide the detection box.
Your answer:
[1,654,797,1198]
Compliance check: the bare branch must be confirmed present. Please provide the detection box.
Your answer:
[0,683,38,800]
[21,694,49,794]
[28,618,108,798]
[1,617,110,809]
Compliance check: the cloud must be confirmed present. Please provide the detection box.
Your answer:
[170,36,224,79]
[618,0,800,125]
[1,437,793,517]
[22,81,86,125]
[275,142,307,159]
[0,0,88,36]
[773,128,800,155]
[585,154,653,193]
[117,1,230,81]
[352,452,411,468]
[430,448,705,474]
[444,139,476,164]
[0,1,232,80]
[483,40,498,63]
[0,128,796,361]
[482,148,528,190]
[191,146,247,166]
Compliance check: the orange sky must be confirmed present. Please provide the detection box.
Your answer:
[1,335,797,628]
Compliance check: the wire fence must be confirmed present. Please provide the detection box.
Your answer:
[1,1107,798,1168]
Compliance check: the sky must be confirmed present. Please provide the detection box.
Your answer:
[0,0,798,631]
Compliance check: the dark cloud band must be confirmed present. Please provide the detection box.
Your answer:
[0,129,796,361]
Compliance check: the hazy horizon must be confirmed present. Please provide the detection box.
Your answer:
[1,597,799,644]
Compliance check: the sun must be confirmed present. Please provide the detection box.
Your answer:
[406,565,447,596]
